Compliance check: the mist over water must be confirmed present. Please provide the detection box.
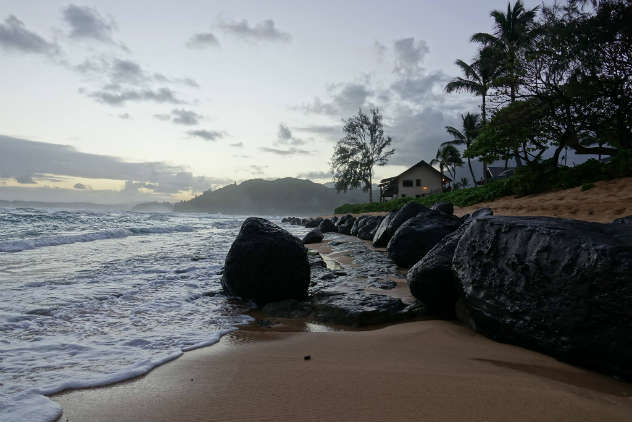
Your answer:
[0,208,309,422]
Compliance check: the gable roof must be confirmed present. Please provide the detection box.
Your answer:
[379,160,451,184]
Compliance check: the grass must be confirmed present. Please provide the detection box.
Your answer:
[334,151,632,215]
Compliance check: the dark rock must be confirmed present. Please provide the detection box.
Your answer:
[372,209,398,247]
[222,217,310,306]
[431,202,454,215]
[336,214,356,235]
[357,216,384,240]
[261,299,313,318]
[373,203,428,247]
[350,215,369,236]
[387,202,430,236]
[303,229,324,244]
[387,210,460,267]
[319,218,337,233]
[331,216,339,224]
[453,215,632,379]
[305,217,323,228]
[613,215,632,224]
[407,207,494,316]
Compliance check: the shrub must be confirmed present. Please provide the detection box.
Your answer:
[581,183,595,191]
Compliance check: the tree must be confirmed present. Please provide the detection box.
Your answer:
[431,144,463,188]
[445,47,501,125]
[442,113,481,184]
[330,108,395,202]
[472,0,539,166]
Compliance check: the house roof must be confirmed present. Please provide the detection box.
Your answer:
[379,160,451,185]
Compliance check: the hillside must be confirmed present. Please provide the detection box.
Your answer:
[174,177,373,215]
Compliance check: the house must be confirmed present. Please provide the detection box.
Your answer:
[486,166,515,180]
[378,160,450,202]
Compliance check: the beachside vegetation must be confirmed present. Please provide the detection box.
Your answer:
[335,0,632,213]
[330,108,395,203]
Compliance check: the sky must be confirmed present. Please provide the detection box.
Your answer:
[0,0,545,204]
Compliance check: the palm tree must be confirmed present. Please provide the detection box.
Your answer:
[445,47,500,125]
[431,144,463,190]
[442,113,480,185]
[471,0,538,104]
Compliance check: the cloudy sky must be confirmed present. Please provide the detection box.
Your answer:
[0,0,543,204]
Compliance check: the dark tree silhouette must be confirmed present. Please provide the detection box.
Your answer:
[330,108,395,203]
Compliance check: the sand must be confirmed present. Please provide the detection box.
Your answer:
[328,177,632,223]
[54,321,632,421]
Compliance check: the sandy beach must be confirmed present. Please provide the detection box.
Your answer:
[54,321,632,421]
[52,179,632,421]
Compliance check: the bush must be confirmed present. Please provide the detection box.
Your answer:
[333,151,632,214]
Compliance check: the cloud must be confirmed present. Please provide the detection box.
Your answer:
[62,4,127,50]
[15,175,36,184]
[260,146,310,156]
[249,164,267,175]
[373,41,387,62]
[296,170,332,180]
[390,71,448,104]
[89,86,183,106]
[218,18,291,42]
[73,182,89,189]
[276,123,305,146]
[187,129,225,141]
[0,135,229,198]
[153,73,199,88]
[393,37,429,76]
[118,113,131,119]
[153,113,170,121]
[0,15,59,56]
[293,124,341,142]
[299,83,373,116]
[172,109,202,125]
[186,32,219,48]
[229,142,244,148]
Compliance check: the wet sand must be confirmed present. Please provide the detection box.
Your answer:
[54,321,632,421]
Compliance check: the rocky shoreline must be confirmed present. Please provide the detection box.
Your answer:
[223,205,632,381]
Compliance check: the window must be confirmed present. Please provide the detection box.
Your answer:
[416,179,421,186]
[415,195,420,198]
[402,179,413,187]
[401,194,406,198]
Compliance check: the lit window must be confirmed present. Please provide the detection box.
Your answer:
[422,186,429,191]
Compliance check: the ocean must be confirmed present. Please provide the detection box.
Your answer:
[0,207,310,422]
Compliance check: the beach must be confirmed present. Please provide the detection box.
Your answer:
[53,210,632,421]
[55,320,632,421]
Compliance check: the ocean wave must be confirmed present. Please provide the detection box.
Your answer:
[0,225,195,253]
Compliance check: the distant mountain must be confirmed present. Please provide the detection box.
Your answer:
[132,201,174,212]
[174,177,374,216]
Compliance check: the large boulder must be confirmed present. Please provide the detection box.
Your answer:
[358,216,384,240]
[373,202,430,248]
[336,214,356,235]
[350,215,369,236]
[453,216,632,379]
[303,229,324,244]
[613,215,632,224]
[372,210,397,247]
[319,218,337,233]
[222,217,310,306]
[407,208,493,316]
[387,209,461,268]
[431,201,454,215]
[304,217,322,228]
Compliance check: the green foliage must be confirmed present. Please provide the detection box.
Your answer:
[335,151,632,214]
[581,183,595,191]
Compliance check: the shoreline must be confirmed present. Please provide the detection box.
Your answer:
[52,232,632,421]
[54,320,632,421]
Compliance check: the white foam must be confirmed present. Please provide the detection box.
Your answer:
[0,225,194,253]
